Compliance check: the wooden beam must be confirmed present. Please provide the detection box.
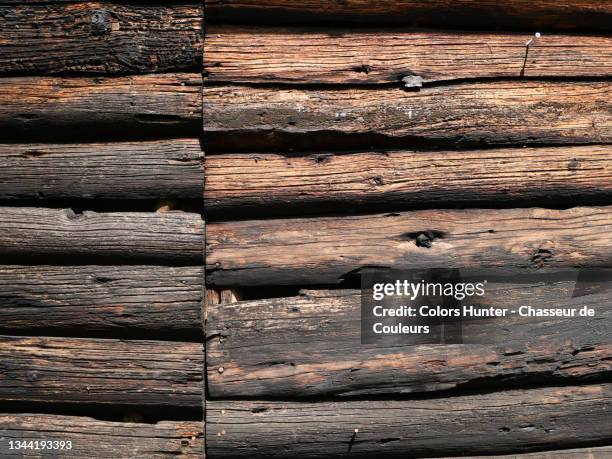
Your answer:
[207,383,612,458]
[0,3,202,75]
[0,336,203,407]
[205,146,612,216]
[0,139,203,200]
[0,207,203,264]
[208,286,612,398]
[206,206,612,286]
[0,74,201,141]
[0,414,203,458]
[442,447,612,459]
[0,266,202,333]
[205,0,612,31]
[205,26,612,84]
[202,82,611,151]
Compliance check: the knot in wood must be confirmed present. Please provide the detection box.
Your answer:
[91,10,112,36]
[416,233,433,248]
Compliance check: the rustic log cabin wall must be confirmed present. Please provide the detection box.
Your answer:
[1,0,611,457]
[203,1,612,458]
[0,0,205,456]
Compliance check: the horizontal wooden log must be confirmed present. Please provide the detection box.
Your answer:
[205,0,612,30]
[442,447,612,459]
[202,82,612,151]
[208,285,612,398]
[0,3,202,75]
[0,139,203,200]
[0,266,202,333]
[205,26,612,84]
[206,206,612,286]
[205,146,612,216]
[0,336,203,407]
[0,414,203,458]
[207,383,612,458]
[0,74,201,141]
[0,207,203,264]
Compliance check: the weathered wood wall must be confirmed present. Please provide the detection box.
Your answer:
[203,1,612,458]
[0,266,202,333]
[0,3,202,75]
[2,0,612,456]
[0,0,205,456]
[206,146,612,216]
[207,286,612,398]
[0,414,203,458]
[207,206,612,286]
[204,27,612,84]
[203,82,611,152]
[0,74,202,141]
[0,140,203,200]
[0,336,203,407]
[207,384,612,458]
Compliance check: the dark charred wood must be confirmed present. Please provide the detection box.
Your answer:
[205,0,612,31]
[442,447,612,459]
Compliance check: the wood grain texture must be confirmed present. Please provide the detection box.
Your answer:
[206,384,612,458]
[0,74,201,141]
[205,146,612,216]
[206,206,612,286]
[0,139,203,200]
[0,3,202,75]
[442,446,612,459]
[208,286,612,398]
[205,26,612,84]
[202,82,611,151]
[0,207,203,264]
[205,0,612,30]
[0,265,202,333]
[0,414,203,458]
[0,336,203,407]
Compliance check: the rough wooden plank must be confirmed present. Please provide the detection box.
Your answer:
[0,414,203,458]
[207,286,612,398]
[0,74,201,141]
[205,146,612,216]
[206,206,612,286]
[207,384,612,458]
[0,336,202,407]
[205,26,612,84]
[0,139,203,200]
[205,0,612,31]
[0,266,202,333]
[0,207,203,264]
[0,3,202,75]
[442,446,612,459]
[202,82,611,151]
